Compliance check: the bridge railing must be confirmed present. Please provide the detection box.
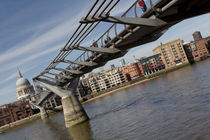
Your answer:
[34,0,162,83]
[64,0,155,65]
[63,0,160,71]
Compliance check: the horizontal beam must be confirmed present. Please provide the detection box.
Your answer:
[54,67,83,75]
[47,72,73,79]
[41,75,65,83]
[61,60,98,67]
[73,46,121,54]
[81,15,167,27]
[34,77,56,86]
[35,78,70,98]
[36,91,54,106]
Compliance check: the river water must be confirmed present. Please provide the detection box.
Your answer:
[1,59,210,140]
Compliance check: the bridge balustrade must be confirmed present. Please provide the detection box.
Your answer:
[34,0,162,84]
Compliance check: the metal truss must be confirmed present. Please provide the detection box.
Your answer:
[33,0,210,89]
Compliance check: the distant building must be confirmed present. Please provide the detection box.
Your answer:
[133,55,138,63]
[119,59,126,66]
[44,95,62,109]
[34,86,62,109]
[183,42,195,64]
[107,68,125,87]
[139,54,165,75]
[110,64,115,70]
[88,68,125,93]
[0,100,33,127]
[189,39,209,61]
[121,63,144,81]
[193,31,203,41]
[208,29,210,36]
[205,36,210,52]
[77,78,91,98]
[16,68,36,102]
[153,39,189,69]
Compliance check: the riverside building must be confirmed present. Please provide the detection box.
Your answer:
[188,40,209,61]
[121,62,144,81]
[153,39,189,69]
[190,32,209,61]
[88,68,125,93]
[0,101,33,127]
[139,54,165,75]
[16,68,61,110]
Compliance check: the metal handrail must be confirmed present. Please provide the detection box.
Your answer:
[35,0,159,81]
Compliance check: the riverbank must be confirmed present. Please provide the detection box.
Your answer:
[82,63,191,104]
[0,59,207,132]
[0,106,63,132]
[0,114,40,132]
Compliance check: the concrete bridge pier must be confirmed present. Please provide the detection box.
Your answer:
[35,77,89,128]
[62,94,89,128]
[40,108,49,119]
[30,102,49,119]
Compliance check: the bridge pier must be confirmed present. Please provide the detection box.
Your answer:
[35,77,89,128]
[62,95,89,128]
[30,102,49,119]
[40,108,49,119]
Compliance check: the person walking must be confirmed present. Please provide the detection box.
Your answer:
[92,40,98,47]
[137,0,147,12]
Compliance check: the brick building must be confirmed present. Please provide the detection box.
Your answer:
[188,39,209,61]
[193,31,203,41]
[121,63,144,81]
[153,39,189,69]
[0,101,33,127]
[206,36,210,52]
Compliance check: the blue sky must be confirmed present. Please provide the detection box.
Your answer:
[0,0,209,105]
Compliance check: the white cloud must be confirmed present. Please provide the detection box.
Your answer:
[0,43,62,82]
[0,11,85,66]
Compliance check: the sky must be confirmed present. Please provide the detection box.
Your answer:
[0,0,209,105]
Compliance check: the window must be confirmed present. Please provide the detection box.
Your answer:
[18,90,23,96]
[191,43,197,51]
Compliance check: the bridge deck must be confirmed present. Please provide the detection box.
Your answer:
[34,0,210,88]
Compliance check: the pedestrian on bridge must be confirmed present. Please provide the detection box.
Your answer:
[92,40,98,47]
[137,0,147,12]
[104,36,111,45]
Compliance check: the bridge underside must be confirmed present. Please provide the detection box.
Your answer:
[32,0,210,128]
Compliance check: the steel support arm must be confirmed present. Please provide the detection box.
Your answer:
[41,75,66,83]
[61,60,98,67]
[54,67,83,75]
[35,78,71,98]
[47,72,73,79]
[81,15,167,27]
[36,91,54,106]
[74,46,121,54]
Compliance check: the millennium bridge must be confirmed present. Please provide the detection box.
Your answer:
[31,0,210,128]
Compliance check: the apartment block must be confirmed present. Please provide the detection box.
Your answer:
[88,68,125,93]
[121,63,144,81]
[153,39,189,69]
[139,54,165,75]
[0,101,33,127]
[189,39,209,61]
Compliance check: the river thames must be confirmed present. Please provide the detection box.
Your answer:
[1,59,210,140]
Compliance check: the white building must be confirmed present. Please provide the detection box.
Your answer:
[88,68,125,93]
[16,68,36,101]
